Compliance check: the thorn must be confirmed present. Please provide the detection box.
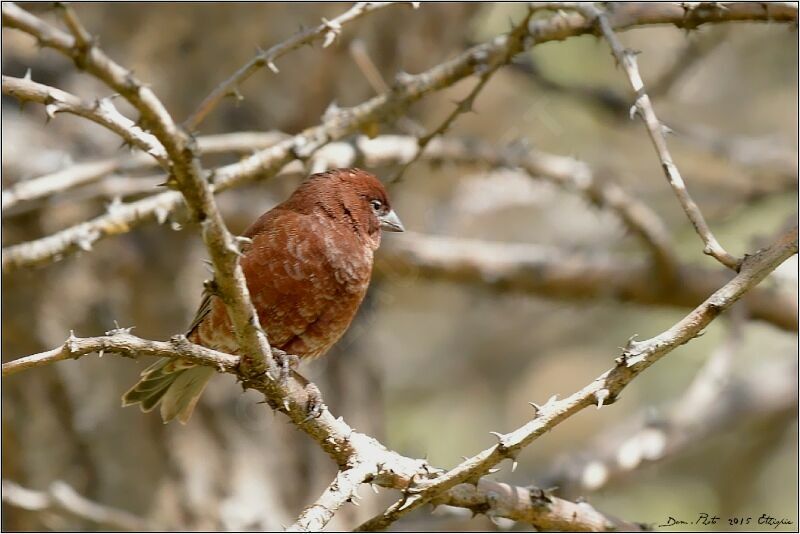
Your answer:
[23,68,32,81]
[44,102,61,121]
[97,349,104,358]
[321,18,342,48]
[489,431,504,442]
[595,388,610,409]
[487,467,501,474]
[529,401,542,413]
[629,103,639,120]
[282,399,290,412]
[154,206,169,225]
[511,460,518,472]
[371,483,380,494]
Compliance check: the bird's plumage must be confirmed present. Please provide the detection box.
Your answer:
[122,168,401,423]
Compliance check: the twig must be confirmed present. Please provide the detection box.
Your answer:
[2,479,156,531]
[1,75,167,166]
[1,331,239,377]
[287,462,377,532]
[2,132,289,214]
[349,39,390,94]
[2,332,637,532]
[389,7,535,184]
[540,357,796,497]
[4,3,793,272]
[432,479,646,532]
[5,227,794,531]
[578,3,740,270]
[184,2,399,130]
[367,135,677,279]
[3,160,119,211]
[5,2,276,377]
[356,226,798,531]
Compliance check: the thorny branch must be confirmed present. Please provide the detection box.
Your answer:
[389,7,535,184]
[4,2,794,272]
[539,330,796,497]
[2,131,289,213]
[8,226,792,531]
[577,2,741,270]
[184,2,401,130]
[3,2,797,531]
[3,1,276,379]
[1,75,168,166]
[2,332,641,532]
[356,225,797,531]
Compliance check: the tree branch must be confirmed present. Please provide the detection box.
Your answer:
[539,354,797,497]
[376,232,797,332]
[2,131,289,215]
[1,75,168,166]
[288,462,378,532]
[577,2,741,270]
[4,1,277,377]
[356,226,797,530]
[5,226,793,531]
[2,479,157,531]
[4,2,791,272]
[184,2,401,130]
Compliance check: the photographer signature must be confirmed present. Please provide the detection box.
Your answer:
[658,513,794,529]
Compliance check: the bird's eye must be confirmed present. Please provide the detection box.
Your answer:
[370,199,383,212]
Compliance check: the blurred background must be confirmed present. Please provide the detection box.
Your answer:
[2,3,797,531]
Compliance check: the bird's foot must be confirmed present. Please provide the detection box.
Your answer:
[271,348,300,382]
[303,382,326,422]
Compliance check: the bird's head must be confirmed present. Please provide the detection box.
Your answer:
[287,168,404,249]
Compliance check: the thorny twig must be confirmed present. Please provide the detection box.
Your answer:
[356,225,797,531]
[184,2,401,130]
[577,3,741,270]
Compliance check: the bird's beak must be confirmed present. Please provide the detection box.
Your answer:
[379,209,405,232]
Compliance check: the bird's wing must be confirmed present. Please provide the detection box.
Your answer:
[187,288,213,337]
[239,209,370,357]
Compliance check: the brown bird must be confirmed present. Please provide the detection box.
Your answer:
[122,168,404,423]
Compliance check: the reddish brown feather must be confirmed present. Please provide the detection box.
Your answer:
[191,168,394,360]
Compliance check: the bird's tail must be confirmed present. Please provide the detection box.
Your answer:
[121,358,214,424]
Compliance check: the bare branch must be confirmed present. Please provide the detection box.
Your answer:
[357,226,798,530]
[3,159,119,212]
[376,232,797,332]
[288,462,378,532]
[1,331,238,377]
[577,3,740,270]
[434,479,646,532]
[4,3,793,272]
[6,227,793,531]
[3,2,278,377]
[2,479,157,531]
[184,2,400,130]
[2,132,289,214]
[2,331,636,532]
[1,75,167,166]
[541,357,796,497]
[389,7,535,184]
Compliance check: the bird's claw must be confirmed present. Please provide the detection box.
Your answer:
[272,348,300,383]
[303,383,326,422]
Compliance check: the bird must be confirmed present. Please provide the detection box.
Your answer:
[122,168,404,423]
